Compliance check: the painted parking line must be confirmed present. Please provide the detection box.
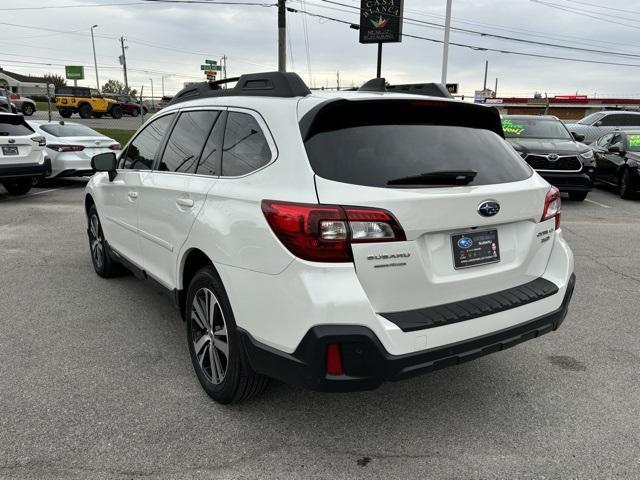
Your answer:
[584,198,612,208]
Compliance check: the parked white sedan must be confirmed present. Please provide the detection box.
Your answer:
[27,121,121,178]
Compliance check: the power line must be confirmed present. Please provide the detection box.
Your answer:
[530,1,640,31]
[284,7,640,69]
[0,2,150,11]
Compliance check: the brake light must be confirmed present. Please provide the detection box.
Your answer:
[261,200,405,262]
[46,144,85,152]
[326,343,343,376]
[541,186,561,230]
[109,143,122,151]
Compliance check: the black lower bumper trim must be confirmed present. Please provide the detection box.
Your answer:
[539,172,592,192]
[0,161,48,179]
[238,274,576,392]
[380,277,559,332]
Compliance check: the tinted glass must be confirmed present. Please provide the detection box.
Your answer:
[40,124,102,137]
[502,117,571,140]
[617,114,640,127]
[159,111,219,173]
[596,133,613,147]
[197,113,225,176]
[222,112,271,176]
[577,112,604,125]
[599,114,625,127]
[0,116,34,136]
[122,114,174,170]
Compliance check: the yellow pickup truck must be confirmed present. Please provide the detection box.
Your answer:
[55,87,123,119]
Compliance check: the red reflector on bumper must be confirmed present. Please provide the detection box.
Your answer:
[326,343,343,376]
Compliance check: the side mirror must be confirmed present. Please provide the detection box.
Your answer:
[608,145,621,154]
[91,152,117,181]
[595,121,603,127]
[571,132,585,142]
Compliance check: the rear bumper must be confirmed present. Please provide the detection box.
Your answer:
[538,171,592,192]
[239,274,576,392]
[0,158,50,179]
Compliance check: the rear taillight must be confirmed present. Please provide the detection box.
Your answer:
[109,143,122,151]
[46,144,85,152]
[261,200,406,262]
[541,186,561,230]
[31,135,46,147]
[326,343,343,376]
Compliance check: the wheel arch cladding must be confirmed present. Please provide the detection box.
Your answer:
[85,194,95,216]
[179,248,220,319]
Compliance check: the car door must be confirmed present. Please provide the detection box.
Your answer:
[136,108,224,289]
[98,113,175,268]
[601,132,625,185]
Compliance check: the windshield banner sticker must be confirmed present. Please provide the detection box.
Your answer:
[628,134,640,148]
[502,119,525,136]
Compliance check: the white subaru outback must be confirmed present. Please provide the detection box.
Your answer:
[85,72,575,404]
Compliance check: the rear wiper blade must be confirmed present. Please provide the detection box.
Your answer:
[387,170,478,187]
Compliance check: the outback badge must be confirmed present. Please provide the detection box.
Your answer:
[478,200,500,217]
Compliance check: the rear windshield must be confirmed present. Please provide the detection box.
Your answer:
[502,117,571,140]
[39,124,101,137]
[0,116,34,136]
[303,100,531,188]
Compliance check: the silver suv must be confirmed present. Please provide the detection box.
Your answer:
[565,111,640,144]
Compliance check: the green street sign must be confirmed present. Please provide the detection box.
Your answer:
[65,65,84,80]
[205,59,217,65]
[202,65,222,71]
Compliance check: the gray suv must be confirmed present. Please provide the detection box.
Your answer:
[565,111,640,144]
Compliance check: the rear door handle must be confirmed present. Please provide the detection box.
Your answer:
[127,191,138,200]
[176,197,194,208]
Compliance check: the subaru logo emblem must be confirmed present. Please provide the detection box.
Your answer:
[547,154,559,162]
[478,200,500,217]
[8,138,15,144]
[457,237,473,249]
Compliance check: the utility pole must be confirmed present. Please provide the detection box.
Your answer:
[278,0,286,72]
[494,77,498,97]
[91,25,100,90]
[222,55,227,80]
[440,0,453,84]
[120,36,129,91]
[482,60,488,92]
[149,78,154,109]
[336,71,340,91]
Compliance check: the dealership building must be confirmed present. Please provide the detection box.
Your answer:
[0,67,49,96]
[482,95,640,121]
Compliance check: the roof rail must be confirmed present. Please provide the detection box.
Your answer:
[168,71,311,106]
[386,83,453,99]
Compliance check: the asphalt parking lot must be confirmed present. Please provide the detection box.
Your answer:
[1,180,639,479]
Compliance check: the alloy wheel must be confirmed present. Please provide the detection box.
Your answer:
[191,288,229,384]
[89,214,104,270]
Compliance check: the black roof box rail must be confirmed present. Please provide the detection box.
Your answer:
[357,78,453,99]
[168,71,311,106]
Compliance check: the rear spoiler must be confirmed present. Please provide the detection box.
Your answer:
[357,78,453,99]
[300,99,504,141]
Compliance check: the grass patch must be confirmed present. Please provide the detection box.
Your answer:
[94,128,135,145]
[36,101,52,112]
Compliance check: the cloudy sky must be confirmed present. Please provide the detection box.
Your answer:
[3,0,640,98]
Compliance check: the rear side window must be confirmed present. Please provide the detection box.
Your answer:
[159,110,220,173]
[222,112,271,176]
[121,113,175,170]
[303,101,531,188]
[0,116,34,136]
[40,124,101,137]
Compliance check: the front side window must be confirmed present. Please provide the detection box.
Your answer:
[596,133,613,148]
[159,110,220,174]
[121,113,175,170]
[599,114,624,127]
[222,112,272,176]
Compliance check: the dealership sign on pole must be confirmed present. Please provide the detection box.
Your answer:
[65,65,84,80]
[359,0,404,44]
[358,0,403,78]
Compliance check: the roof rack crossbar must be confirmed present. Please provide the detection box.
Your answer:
[168,72,311,106]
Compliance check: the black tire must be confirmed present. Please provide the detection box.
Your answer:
[87,205,125,278]
[619,169,636,200]
[568,191,588,201]
[59,108,73,118]
[110,105,123,119]
[186,266,269,404]
[130,107,139,117]
[22,103,35,116]
[92,113,103,119]
[78,103,93,119]
[2,178,32,196]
